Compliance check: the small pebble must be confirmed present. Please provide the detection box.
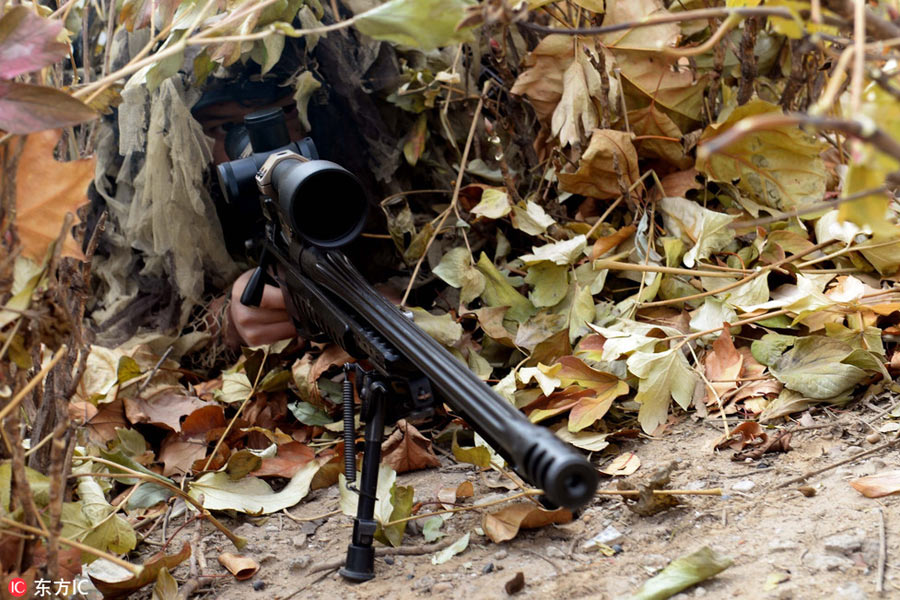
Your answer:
[407,574,414,580]
[483,562,494,574]
[756,461,769,469]
[866,432,881,444]
[731,479,755,492]
[493,549,509,560]
[611,544,623,555]
[252,581,266,591]
[384,556,395,565]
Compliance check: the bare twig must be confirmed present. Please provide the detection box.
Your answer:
[70,457,246,549]
[774,435,900,489]
[0,516,141,574]
[400,81,490,307]
[0,345,67,423]
[518,6,794,37]
[699,113,900,164]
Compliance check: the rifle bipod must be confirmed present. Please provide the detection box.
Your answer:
[337,364,391,582]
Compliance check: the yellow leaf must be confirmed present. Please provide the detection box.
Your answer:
[7,129,93,260]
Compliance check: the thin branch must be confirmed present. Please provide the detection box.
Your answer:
[401,81,491,307]
[0,345,67,423]
[70,458,246,549]
[0,516,142,575]
[517,6,794,37]
[699,113,900,164]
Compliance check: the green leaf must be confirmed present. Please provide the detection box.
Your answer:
[626,348,698,434]
[770,337,867,399]
[525,262,569,308]
[451,431,492,468]
[354,0,477,50]
[0,461,50,512]
[292,70,322,130]
[751,333,797,367]
[189,461,319,514]
[659,197,736,268]
[288,401,332,426]
[151,567,178,600]
[339,464,397,525]
[433,247,486,304]
[375,484,414,547]
[99,450,174,487]
[697,99,827,210]
[627,546,733,600]
[423,516,446,542]
[431,533,470,565]
[476,253,535,323]
[225,450,262,480]
[116,356,142,384]
[410,308,463,346]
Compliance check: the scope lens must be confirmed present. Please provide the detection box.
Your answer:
[272,159,368,248]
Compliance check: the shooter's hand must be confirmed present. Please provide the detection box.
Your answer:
[228,269,298,347]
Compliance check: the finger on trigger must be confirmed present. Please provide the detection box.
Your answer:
[259,284,288,310]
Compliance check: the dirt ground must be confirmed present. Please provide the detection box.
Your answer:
[169,398,899,600]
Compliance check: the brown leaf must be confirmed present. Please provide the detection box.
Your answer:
[600,452,641,476]
[251,442,315,478]
[123,388,210,432]
[483,502,572,543]
[0,7,68,78]
[850,470,900,498]
[558,129,640,199]
[510,35,574,124]
[704,327,743,404]
[0,82,97,134]
[89,543,190,600]
[467,306,515,346]
[598,0,679,51]
[381,420,442,474]
[158,434,209,477]
[733,431,792,461]
[218,553,259,580]
[714,421,766,452]
[437,480,474,509]
[69,399,126,444]
[624,105,689,167]
[658,168,702,198]
[310,345,353,383]
[618,462,680,516]
[8,129,94,260]
[592,225,636,259]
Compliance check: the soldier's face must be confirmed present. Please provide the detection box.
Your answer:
[193,94,306,165]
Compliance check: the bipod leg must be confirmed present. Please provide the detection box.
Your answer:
[339,379,386,582]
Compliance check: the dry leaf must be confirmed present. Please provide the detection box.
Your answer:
[437,480,474,509]
[592,225,636,259]
[0,7,68,78]
[218,553,259,580]
[558,129,640,199]
[10,130,94,260]
[704,327,744,404]
[123,389,210,432]
[850,470,900,498]
[251,442,315,478]
[482,502,572,543]
[600,452,641,476]
[88,543,191,600]
[381,420,442,473]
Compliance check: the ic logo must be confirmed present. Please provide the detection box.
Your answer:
[8,577,27,597]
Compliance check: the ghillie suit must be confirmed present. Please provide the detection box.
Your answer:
[85,3,467,368]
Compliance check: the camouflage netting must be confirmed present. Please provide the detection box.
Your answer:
[85,6,449,359]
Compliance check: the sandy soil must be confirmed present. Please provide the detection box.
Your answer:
[167,400,899,600]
